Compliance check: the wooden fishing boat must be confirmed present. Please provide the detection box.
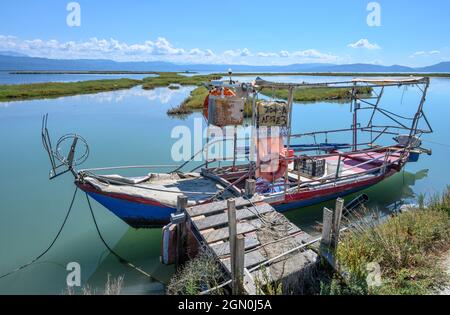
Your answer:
[42,76,433,228]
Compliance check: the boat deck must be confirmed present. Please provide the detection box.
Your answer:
[82,172,234,208]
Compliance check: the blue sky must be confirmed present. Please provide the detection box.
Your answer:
[0,0,449,66]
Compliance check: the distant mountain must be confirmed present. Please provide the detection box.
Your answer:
[416,62,450,73]
[0,55,449,73]
[0,51,29,57]
[304,63,415,73]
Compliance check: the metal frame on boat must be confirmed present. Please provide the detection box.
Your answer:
[42,75,433,228]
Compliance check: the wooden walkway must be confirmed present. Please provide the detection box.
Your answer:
[184,196,318,294]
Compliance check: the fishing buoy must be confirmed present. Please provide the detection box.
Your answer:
[257,135,294,182]
[161,223,177,265]
[203,88,237,120]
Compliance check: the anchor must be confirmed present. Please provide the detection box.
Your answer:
[41,114,89,180]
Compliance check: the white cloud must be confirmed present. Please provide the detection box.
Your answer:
[257,52,279,58]
[409,50,441,58]
[348,39,381,50]
[0,34,342,65]
[279,50,290,58]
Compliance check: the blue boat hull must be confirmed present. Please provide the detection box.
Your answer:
[86,182,372,228]
[87,191,175,228]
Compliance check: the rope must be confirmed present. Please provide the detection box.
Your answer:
[84,193,166,286]
[0,188,78,280]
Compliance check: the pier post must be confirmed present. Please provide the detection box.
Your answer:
[320,198,344,268]
[321,207,333,248]
[245,179,256,197]
[234,234,245,295]
[320,207,334,266]
[227,199,241,295]
[175,195,188,270]
[332,198,344,252]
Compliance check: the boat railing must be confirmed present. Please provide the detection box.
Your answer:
[257,146,406,194]
[80,164,182,173]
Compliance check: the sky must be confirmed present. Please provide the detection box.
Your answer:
[0,0,449,67]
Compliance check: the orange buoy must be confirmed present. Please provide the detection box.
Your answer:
[203,88,236,120]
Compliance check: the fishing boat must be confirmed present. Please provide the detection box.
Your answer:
[42,76,433,228]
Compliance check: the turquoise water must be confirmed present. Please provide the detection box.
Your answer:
[0,71,156,85]
[0,76,449,294]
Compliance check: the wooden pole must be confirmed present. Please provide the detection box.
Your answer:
[245,179,256,197]
[234,235,245,295]
[175,195,188,270]
[321,207,333,248]
[227,199,240,294]
[284,87,295,196]
[332,198,344,252]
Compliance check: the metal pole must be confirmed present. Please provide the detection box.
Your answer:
[284,87,295,196]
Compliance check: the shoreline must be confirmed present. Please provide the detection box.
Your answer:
[1,71,447,103]
[6,70,450,78]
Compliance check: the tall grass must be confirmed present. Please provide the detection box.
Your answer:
[166,251,226,295]
[260,86,373,102]
[64,274,124,295]
[0,79,142,102]
[167,85,370,117]
[142,73,222,90]
[327,189,450,295]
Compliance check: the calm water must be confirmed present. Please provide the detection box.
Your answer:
[0,71,156,85]
[0,75,449,294]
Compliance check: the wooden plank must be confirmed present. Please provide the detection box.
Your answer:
[209,234,260,257]
[201,219,263,243]
[221,249,268,272]
[186,197,254,217]
[193,203,275,231]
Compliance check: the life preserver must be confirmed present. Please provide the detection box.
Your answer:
[258,148,295,182]
[203,88,236,119]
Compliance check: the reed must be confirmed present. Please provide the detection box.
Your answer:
[167,85,371,117]
[323,189,450,295]
[166,251,226,295]
[142,73,222,90]
[260,86,373,102]
[0,79,141,102]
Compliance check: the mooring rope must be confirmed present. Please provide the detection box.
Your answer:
[84,193,166,286]
[0,188,79,280]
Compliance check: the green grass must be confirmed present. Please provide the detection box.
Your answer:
[142,72,222,90]
[166,252,226,295]
[260,86,373,102]
[167,85,372,116]
[0,72,221,102]
[0,78,142,102]
[10,71,160,75]
[167,86,255,117]
[324,189,450,295]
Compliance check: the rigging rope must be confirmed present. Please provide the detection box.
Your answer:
[84,193,166,286]
[0,188,78,280]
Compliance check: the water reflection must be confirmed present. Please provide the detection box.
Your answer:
[285,169,429,235]
[0,85,193,108]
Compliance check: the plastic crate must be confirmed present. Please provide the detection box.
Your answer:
[294,157,326,177]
